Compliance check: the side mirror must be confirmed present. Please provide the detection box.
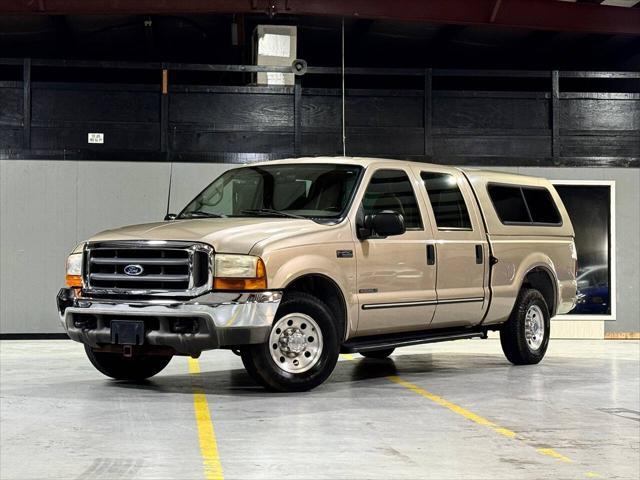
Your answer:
[359,210,406,239]
[164,213,177,221]
[371,210,406,237]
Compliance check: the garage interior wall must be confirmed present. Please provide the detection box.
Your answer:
[1,160,637,336]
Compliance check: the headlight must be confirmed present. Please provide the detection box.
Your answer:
[66,253,83,287]
[213,254,267,290]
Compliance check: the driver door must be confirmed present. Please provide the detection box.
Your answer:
[354,168,437,336]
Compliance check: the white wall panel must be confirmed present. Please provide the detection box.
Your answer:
[75,161,171,239]
[0,160,232,334]
[1,161,79,334]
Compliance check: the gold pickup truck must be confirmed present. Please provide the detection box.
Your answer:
[57,157,577,391]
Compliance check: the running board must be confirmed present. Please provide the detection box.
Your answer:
[341,327,487,354]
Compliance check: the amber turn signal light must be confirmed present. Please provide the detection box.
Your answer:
[66,274,82,287]
[213,277,267,290]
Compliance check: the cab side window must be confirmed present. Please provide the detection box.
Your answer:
[362,169,423,230]
[421,172,472,230]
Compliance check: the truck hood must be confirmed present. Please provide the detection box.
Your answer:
[88,217,323,254]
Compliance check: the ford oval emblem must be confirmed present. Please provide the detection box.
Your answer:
[124,264,144,276]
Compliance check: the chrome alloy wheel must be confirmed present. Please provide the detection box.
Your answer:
[269,313,324,374]
[524,304,545,351]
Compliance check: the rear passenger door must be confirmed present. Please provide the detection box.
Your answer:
[413,167,489,328]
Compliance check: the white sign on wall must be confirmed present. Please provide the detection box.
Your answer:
[88,133,104,144]
[258,33,291,58]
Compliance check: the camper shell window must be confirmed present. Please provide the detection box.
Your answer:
[488,184,562,226]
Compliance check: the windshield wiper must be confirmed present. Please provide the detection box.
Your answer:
[180,211,227,218]
[240,208,305,219]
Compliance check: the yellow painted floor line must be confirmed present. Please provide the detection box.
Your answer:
[384,373,602,478]
[537,447,573,463]
[387,375,517,439]
[340,353,355,361]
[188,358,224,480]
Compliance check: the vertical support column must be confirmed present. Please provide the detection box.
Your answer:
[23,58,31,150]
[160,68,169,156]
[551,70,560,159]
[294,75,302,156]
[424,68,433,158]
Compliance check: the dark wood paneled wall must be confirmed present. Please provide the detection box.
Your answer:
[0,60,638,166]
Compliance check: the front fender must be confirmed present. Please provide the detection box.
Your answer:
[263,246,358,336]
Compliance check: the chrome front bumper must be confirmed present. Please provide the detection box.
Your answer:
[57,288,282,355]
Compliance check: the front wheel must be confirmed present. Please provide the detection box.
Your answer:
[241,292,340,392]
[500,288,550,365]
[85,345,172,380]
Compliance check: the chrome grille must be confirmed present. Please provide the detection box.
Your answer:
[84,241,212,296]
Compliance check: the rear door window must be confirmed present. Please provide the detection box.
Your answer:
[421,172,472,230]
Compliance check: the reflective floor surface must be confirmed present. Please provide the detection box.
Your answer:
[1,339,638,480]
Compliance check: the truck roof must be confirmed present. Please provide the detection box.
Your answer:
[251,156,438,169]
[250,156,546,185]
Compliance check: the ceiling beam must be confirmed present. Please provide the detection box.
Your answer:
[1,0,640,35]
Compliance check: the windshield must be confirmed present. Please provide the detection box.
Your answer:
[179,163,362,221]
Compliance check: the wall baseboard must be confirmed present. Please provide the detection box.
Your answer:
[604,332,640,340]
[488,319,605,339]
[550,320,604,339]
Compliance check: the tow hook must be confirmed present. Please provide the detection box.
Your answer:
[123,345,134,358]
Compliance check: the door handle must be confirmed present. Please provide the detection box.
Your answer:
[475,244,483,264]
[427,244,436,265]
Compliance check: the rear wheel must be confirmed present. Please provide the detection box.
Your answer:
[241,292,340,392]
[500,288,550,365]
[360,348,395,359]
[85,345,172,380]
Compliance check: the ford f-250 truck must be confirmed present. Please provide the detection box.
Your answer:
[57,157,577,391]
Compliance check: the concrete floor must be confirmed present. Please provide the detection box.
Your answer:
[1,339,638,480]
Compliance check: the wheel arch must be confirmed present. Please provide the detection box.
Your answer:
[283,273,349,342]
[520,264,558,317]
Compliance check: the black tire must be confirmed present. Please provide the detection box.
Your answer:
[85,345,172,380]
[360,348,395,359]
[241,292,340,392]
[500,288,550,365]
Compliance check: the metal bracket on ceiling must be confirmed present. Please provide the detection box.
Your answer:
[250,0,290,18]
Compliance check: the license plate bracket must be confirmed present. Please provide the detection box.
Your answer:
[111,320,145,345]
